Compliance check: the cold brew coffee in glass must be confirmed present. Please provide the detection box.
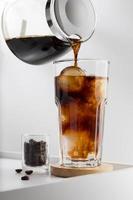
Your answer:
[55,59,109,167]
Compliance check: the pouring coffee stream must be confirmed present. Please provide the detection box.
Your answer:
[71,39,81,67]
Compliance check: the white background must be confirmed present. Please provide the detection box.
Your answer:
[0,0,133,164]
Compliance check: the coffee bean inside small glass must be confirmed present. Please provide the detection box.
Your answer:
[24,139,47,167]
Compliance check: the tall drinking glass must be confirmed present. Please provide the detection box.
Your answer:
[55,59,109,167]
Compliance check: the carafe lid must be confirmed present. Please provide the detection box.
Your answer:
[46,0,96,42]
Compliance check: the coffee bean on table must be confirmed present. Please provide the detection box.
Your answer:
[25,170,33,175]
[15,169,22,174]
[21,176,29,181]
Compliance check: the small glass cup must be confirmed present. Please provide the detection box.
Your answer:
[54,59,109,168]
[22,134,49,173]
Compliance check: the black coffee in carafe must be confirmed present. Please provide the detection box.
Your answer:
[6,36,69,65]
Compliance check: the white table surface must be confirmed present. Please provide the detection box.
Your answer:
[1,158,133,200]
[0,158,63,192]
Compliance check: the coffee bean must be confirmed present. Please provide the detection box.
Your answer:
[21,176,29,181]
[25,170,33,175]
[15,169,22,174]
[24,140,47,167]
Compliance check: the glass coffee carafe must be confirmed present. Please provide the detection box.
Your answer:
[2,0,96,65]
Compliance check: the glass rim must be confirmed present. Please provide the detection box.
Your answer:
[53,58,110,64]
[22,133,50,137]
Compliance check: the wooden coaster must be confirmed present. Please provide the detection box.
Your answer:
[51,163,113,178]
